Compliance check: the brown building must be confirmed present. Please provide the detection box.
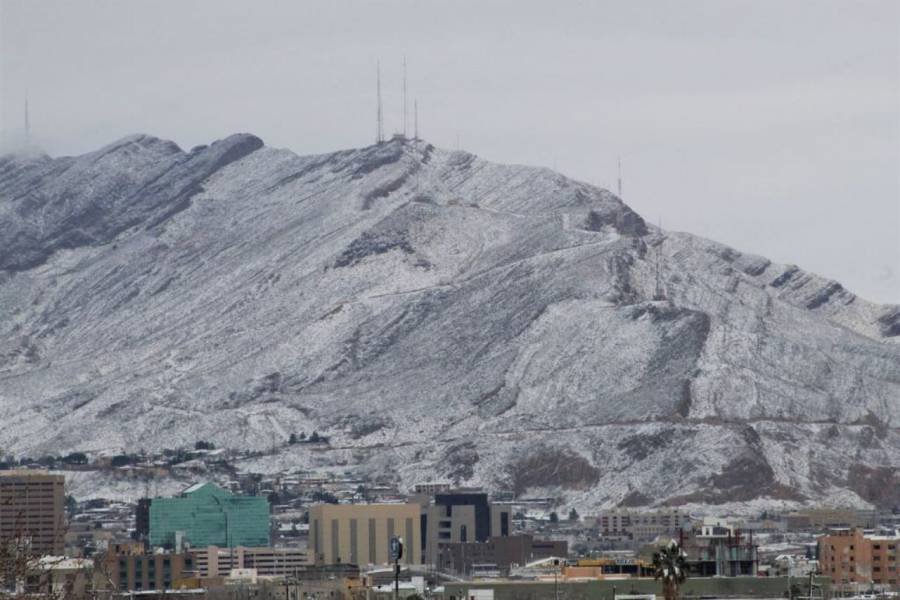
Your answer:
[101,542,194,592]
[818,528,899,586]
[436,534,567,575]
[0,470,66,556]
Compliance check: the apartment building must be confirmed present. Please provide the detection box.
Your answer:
[818,528,899,586]
[309,503,422,566]
[100,542,194,593]
[594,508,691,540]
[413,483,451,495]
[0,470,66,555]
[190,545,308,576]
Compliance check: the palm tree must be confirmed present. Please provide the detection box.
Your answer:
[653,540,688,600]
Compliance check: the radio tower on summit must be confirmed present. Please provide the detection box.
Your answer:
[24,90,31,146]
[617,156,623,198]
[402,55,408,137]
[376,62,384,144]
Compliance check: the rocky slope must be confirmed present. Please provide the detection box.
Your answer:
[0,134,898,510]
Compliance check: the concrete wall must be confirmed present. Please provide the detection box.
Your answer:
[443,576,832,600]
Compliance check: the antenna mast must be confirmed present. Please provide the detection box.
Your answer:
[24,90,30,146]
[414,100,418,142]
[617,156,622,197]
[654,217,666,301]
[402,55,408,137]
[376,62,384,143]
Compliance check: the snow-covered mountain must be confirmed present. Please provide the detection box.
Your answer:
[1,133,898,511]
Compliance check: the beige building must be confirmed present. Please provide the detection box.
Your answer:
[0,470,66,555]
[190,545,308,576]
[310,503,422,566]
[593,508,691,540]
[413,483,451,495]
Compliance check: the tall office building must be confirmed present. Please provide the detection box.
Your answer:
[0,470,65,555]
[148,482,269,549]
[309,503,422,566]
[421,491,511,565]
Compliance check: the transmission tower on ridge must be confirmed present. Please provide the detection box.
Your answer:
[617,156,623,197]
[414,100,419,142]
[654,217,666,301]
[24,90,30,146]
[376,62,384,143]
[402,55,408,137]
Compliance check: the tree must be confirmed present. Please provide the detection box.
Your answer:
[289,433,299,445]
[548,511,559,524]
[568,508,580,522]
[110,454,136,467]
[653,541,688,600]
[61,452,87,465]
[194,440,215,451]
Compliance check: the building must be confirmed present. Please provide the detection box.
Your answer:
[679,521,758,577]
[190,545,307,577]
[594,508,691,539]
[0,470,66,555]
[436,534,567,576]
[20,556,93,598]
[442,576,833,600]
[769,554,819,578]
[421,491,512,564]
[309,503,422,566]
[413,483,451,495]
[100,542,194,593]
[818,528,899,586]
[148,482,270,549]
[785,508,877,531]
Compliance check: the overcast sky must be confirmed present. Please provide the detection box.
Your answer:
[1,0,898,303]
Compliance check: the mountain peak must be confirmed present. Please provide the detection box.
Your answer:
[0,133,897,512]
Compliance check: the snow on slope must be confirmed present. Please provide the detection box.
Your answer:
[0,134,897,511]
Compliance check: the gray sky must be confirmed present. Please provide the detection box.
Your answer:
[2,0,898,303]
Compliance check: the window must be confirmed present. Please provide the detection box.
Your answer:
[460,525,467,543]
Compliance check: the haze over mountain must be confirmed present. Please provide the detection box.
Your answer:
[0,133,898,511]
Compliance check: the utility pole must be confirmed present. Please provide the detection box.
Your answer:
[376,62,384,144]
[554,558,560,600]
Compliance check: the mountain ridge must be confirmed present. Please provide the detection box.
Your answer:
[1,133,897,511]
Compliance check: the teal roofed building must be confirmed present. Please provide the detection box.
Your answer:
[148,482,270,549]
